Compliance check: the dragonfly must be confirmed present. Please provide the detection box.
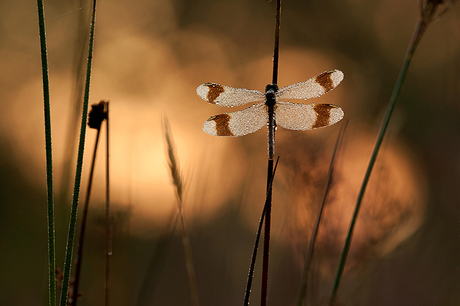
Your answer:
[197,69,344,159]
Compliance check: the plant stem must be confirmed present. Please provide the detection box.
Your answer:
[135,210,179,306]
[178,206,199,306]
[297,121,347,306]
[163,117,200,306]
[261,1,281,304]
[36,0,55,304]
[244,158,279,306]
[71,125,102,306]
[105,102,111,306]
[272,0,281,85]
[59,0,97,304]
[260,159,273,306]
[328,5,436,305]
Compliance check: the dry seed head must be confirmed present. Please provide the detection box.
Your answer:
[420,0,458,20]
[88,100,108,129]
[162,116,184,203]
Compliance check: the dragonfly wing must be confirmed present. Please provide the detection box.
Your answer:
[275,102,344,131]
[203,103,267,136]
[276,70,344,100]
[197,83,265,107]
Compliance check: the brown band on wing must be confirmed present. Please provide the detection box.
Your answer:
[206,84,225,104]
[212,114,234,136]
[312,104,332,129]
[315,71,334,92]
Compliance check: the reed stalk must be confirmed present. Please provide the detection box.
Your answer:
[163,116,200,306]
[59,1,97,304]
[328,2,457,304]
[36,0,56,303]
[297,121,347,306]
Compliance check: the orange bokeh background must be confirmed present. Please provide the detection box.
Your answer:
[1,0,460,305]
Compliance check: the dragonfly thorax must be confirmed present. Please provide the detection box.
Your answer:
[265,84,278,107]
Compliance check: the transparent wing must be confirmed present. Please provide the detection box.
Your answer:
[276,70,344,100]
[197,83,265,107]
[203,103,267,137]
[275,102,344,131]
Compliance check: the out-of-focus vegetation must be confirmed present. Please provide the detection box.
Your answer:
[0,0,459,305]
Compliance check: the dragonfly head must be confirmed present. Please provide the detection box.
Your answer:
[265,84,279,94]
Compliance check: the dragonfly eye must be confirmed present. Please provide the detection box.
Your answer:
[265,84,279,94]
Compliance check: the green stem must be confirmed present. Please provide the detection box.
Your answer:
[328,7,434,305]
[59,1,97,305]
[36,0,55,304]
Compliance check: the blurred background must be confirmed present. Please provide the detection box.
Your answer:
[1,0,460,305]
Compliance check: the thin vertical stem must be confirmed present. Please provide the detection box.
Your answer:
[71,127,102,306]
[105,102,111,306]
[135,210,179,306]
[297,121,347,306]
[261,1,281,304]
[261,140,274,306]
[36,0,55,304]
[163,117,200,306]
[272,0,281,85]
[178,207,200,306]
[328,5,437,305]
[244,158,279,306]
[60,0,97,304]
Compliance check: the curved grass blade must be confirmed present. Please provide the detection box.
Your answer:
[328,2,457,304]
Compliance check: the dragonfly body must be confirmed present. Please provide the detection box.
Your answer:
[197,70,345,159]
[265,84,278,160]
